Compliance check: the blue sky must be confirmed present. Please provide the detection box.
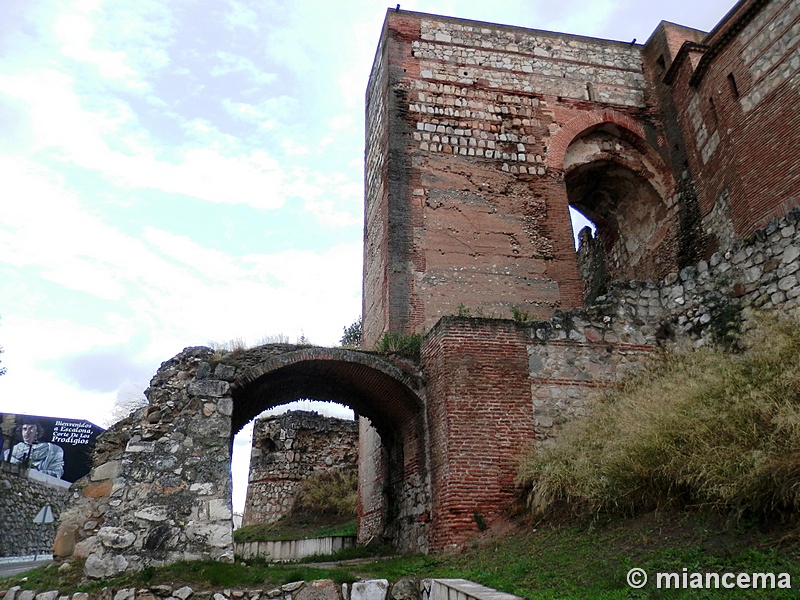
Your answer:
[1,0,735,510]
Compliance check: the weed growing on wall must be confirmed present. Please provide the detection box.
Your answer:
[518,314,800,519]
[511,306,531,323]
[375,332,423,357]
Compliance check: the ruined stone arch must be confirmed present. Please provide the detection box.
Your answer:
[558,119,679,288]
[58,344,432,578]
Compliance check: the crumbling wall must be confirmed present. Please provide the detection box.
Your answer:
[0,463,69,557]
[533,206,800,440]
[242,411,358,526]
[54,347,236,578]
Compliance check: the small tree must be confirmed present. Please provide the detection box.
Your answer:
[340,317,362,348]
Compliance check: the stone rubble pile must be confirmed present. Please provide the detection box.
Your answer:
[1,577,523,600]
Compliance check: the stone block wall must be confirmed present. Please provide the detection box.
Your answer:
[242,411,358,526]
[0,463,69,557]
[364,10,664,345]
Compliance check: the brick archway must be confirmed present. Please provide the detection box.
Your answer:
[229,346,430,549]
[230,347,423,442]
[56,344,431,578]
[546,110,667,172]
[558,119,680,284]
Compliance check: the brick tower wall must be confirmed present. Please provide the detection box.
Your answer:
[363,10,668,347]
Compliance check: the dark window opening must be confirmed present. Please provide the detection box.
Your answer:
[727,73,739,98]
[709,96,718,125]
[657,55,666,71]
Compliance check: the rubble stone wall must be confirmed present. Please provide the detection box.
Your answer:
[0,463,69,557]
[242,411,358,526]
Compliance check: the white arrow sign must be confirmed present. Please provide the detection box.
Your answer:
[33,504,54,524]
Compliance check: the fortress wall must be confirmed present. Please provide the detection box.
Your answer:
[242,411,358,527]
[666,0,800,246]
[418,205,799,548]
[363,10,664,344]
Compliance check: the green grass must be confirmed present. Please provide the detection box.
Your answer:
[7,512,800,598]
[234,517,357,543]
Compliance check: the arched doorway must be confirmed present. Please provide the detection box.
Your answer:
[230,346,430,550]
[563,124,678,300]
[57,344,431,577]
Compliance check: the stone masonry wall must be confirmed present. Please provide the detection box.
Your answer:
[54,347,235,578]
[0,463,69,557]
[662,0,800,244]
[363,10,663,345]
[242,411,358,526]
[528,205,800,444]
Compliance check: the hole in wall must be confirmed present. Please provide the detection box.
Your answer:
[569,206,596,250]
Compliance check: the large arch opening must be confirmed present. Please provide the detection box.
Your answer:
[229,347,429,551]
[564,125,678,302]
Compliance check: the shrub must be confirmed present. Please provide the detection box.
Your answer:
[375,331,423,357]
[518,315,800,519]
[294,470,358,518]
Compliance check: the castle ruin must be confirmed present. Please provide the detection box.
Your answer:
[55,0,800,575]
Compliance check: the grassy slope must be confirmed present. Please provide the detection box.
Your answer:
[8,319,800,598]
[5,512,800,599]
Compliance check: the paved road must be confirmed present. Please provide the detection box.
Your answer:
[0,559,52,578]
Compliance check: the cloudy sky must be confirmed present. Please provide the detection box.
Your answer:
[1,0,734,510]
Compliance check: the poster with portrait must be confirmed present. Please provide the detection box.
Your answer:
[0,413,104,483]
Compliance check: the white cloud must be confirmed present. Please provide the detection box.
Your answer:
[54,12,143,86]
[225,0,260,31]
[211,52,277,85]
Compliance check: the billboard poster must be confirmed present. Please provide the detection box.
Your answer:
[0,413,104,484]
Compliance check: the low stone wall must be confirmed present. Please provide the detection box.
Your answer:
[1,578,524,600]
[243,411,358,527]
[425,579,523,600]
[234,536,356,561]
[0,463,69,557]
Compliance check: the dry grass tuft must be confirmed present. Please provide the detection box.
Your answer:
[293,469,358,518]
[518,314,800,519]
